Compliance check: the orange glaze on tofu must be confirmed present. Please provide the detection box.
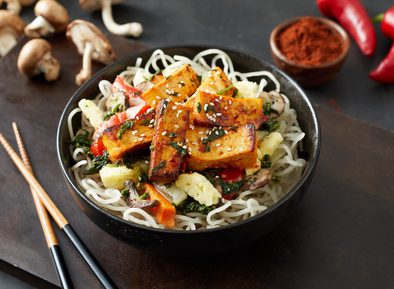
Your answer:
[149,100,190,181]
[101,112,155,161]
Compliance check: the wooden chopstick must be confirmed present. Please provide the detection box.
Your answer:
[0,130,117,289]
[12,123,74,289]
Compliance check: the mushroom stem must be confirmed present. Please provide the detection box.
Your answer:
[37,51,60,81]
[24,15,55,38]
[0,29,17,56]
[101,0,142,37]
[76,41,94,86]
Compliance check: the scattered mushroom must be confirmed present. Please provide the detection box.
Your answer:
[259,90,285,118]
[17,38,60,81]
[124,179,159,209]
[0,10,25,57]
[66,19,116,86]
[241,168,273,191]
[79,0,143,37]
[105,90,130,112]
[24,0,69,38]
[0,0,21,15]
[135,81,155,93]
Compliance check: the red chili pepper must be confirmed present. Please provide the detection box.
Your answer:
[369,6,394,83]
[317,0,377,57]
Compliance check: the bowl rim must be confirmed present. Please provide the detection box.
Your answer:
[270,16,350,69]
[57,44,321,236]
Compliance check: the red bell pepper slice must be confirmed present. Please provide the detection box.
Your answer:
[91,138,106,157]
[218,167,243,200]
[317,0,377,57]
[369,6,394,83]
[111,75,144,99]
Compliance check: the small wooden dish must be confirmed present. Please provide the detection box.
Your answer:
[270,16,350,87]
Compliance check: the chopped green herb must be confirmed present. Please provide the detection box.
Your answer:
[133,90,141,96]
[83,151,110,175]
[139,192,149,200]
[152,160,166,173]
[166,131,179,138]
[175,196,215,215]
[205,105,215,113]
[116,121,134,139]
[138,172,149,183]
[272,173,281,184]
[201,128,225,152]
[121,188,130,197]
[148,69,162,81]
[231,125,238,131]
[232,87,238,98]
[103,103,121,121]
[139,119,150,126]
[197,102,202,113]
[150,143,155,151]
[217,84,234,95]
[166,90,180,96]
[196,75,202,83]
[263,102,279,116]
[261,154,272,168]
[123,152,144,169]
[201,168,223,183]
[178,81,185,86]
[68,129,93,158]
[259,117,280,133]
[169,142,187,156]
[162,104,169,122]
[218,178,244,195]
[165,75,171,80]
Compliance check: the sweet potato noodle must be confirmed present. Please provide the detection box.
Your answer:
[68,49,306,230]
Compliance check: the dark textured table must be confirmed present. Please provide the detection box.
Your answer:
[1,1,393,288]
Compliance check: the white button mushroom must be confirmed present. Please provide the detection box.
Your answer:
[66,19,117,86]
[24,0,69,38]
[17,38,60,81]
[0,10,25,57]
[79,0,143,37]
[0,0,21,15]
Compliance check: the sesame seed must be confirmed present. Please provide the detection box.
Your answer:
[165,84,169,88]
[148,125,153,128]
[178,110,182,114]
[140,134,145,137]
[192,142,197,145]
[204,104,208,112]
[178,84,181,88]
[224,106,228,110]
[172,106,177,110]
[136,116,139,120]
[229,100,232,105]
[210,82,214,85]
[150,119,154,123]
[156,96,161,100]
[216,143,221,147]
[138,138,143,141]
[216,113,222,116]
[175,124,179,128]
[198,131,204,135]
[188,152,192,155]
[206,130,209,134]
[224,130,228,134]
[215,99,220,102]
[166,98,171,102]
[132,130,137,135]
[162,131,166,135]
[227,148,232,151]
[189,124,194,129]
[210,102,215,106]
[152,100,156,106]
[215,131,219,135]
[133,140,137,142]
[182,145,187,149]
[186,138,189,143]
[145,160,149,163]
[220,96,222,100]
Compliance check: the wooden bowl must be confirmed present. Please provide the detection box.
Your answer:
[270,16,350,87]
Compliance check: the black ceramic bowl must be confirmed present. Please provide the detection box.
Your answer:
[57,45,321,257]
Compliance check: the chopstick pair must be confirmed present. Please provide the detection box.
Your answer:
[0,124,117,289]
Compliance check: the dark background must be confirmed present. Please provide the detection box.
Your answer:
[1,0,393,288]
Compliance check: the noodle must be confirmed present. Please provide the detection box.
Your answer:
[68,49,306,231]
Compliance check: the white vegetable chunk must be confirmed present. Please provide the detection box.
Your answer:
[176,173,221,206]
[258,132,284,158]
[100,165,139,190]
[78,99,104,129]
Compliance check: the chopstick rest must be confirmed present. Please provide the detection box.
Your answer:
[0,131,117,289]
[12,123,74,289]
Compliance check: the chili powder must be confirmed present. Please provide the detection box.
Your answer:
[276,17,343,66]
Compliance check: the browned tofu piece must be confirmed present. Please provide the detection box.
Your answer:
[184,124,258,171]
[196,67,235,97]
[193,91,264,129]
[101,112,155,161]
[149,100,190,181]
[141,64,200,108]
